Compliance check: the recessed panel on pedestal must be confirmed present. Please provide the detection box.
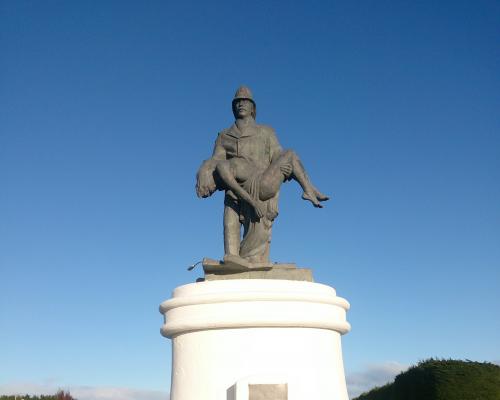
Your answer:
[248,384,287,400]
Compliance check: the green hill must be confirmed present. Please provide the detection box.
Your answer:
[354,359,500,400]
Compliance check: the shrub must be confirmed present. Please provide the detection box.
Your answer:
[354,359,500,400]
[0,390,76,400]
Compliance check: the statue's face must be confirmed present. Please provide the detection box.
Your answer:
[234,99,254,118]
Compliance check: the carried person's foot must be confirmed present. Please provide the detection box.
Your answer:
[302,189,329,208]
[314,188,329,202]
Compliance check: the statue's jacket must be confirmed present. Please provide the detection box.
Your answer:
[215,123,282,168]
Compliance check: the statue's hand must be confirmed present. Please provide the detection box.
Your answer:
[280,163,293,178]
[250,200,266,219]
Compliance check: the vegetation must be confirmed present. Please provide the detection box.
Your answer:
[354,359,500,400]
[0,390,76,400]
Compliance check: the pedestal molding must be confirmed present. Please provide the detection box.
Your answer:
[162,316,351,337]
[160,291,350,312]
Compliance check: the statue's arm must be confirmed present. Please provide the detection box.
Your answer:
[196,134,226,198]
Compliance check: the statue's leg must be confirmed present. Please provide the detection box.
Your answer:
[260,150,329,207]
[223,194,241,257]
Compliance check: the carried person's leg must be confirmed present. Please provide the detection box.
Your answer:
[260,150,329,207]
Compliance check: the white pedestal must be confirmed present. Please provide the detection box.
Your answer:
[159,279,350,400]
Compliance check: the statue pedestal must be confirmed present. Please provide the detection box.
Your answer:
[159,279,350,400]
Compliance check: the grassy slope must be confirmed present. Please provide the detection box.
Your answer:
[354,359,500,400]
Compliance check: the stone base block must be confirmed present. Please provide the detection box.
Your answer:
[203,267,313,281]
[201,256,314,282]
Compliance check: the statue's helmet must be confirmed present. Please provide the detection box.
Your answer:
[232,85,256,119]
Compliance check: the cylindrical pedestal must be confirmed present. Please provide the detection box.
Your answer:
[159,279,350,400]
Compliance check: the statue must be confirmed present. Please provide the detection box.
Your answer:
[196,86,328,276]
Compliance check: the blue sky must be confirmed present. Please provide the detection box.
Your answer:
[1,1,499,398]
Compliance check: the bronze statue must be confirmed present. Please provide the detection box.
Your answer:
[196,86,328,274]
